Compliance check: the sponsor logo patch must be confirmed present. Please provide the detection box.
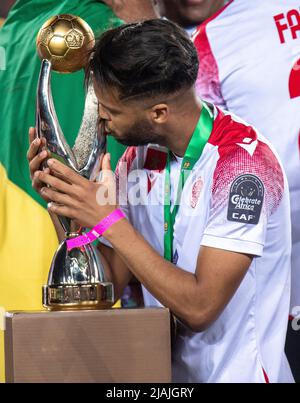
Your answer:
[227,174,264,225]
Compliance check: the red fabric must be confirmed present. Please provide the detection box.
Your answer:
[143,148,167,172]
[115,146,137,179]
[143,148,167,194]
[262,368,270,383]
[208,108,257,148]
[289,58,300,99]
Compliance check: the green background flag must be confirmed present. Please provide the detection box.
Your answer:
[0,0,125,382]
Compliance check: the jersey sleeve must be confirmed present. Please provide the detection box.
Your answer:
[201,140,285,257]
[193,24,227,109]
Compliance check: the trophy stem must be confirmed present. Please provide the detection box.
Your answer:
[36,59,78,170]
[36,59,78,234]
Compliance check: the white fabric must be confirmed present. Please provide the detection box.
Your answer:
[106,106,293,383]
[194,0,300,312]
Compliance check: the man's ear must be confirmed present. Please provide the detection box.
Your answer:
[150,103,169,124]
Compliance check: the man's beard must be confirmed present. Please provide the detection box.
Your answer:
[115,119,164,147]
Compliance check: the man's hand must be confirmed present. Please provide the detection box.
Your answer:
[37,154,118,229]
[101,0,160,22]
[27,127,51,201]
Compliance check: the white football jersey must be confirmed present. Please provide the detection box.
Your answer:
[194,0,300,312]
[110,106,293,383]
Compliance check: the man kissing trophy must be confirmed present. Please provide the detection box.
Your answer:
[35,14,114,310]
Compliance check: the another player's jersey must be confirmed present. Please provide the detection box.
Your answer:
[193,0,300,312]
[112,106,293,383]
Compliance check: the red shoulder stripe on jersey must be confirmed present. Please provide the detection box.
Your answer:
[209,110,284,218]
[211,137,284,219]
[209,107,258,147]
[193,1,234,105]
[193,2,234,106]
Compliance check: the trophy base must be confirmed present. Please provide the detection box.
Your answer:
[42,282,114,311]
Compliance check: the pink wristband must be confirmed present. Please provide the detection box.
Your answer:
[66,209,125,251]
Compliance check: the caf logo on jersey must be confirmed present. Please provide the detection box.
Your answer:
[227,174,264,225]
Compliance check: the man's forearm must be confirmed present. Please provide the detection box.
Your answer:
[103,218,201,328]
[49,212,201,324]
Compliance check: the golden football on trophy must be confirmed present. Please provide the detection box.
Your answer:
[36,14,95,73]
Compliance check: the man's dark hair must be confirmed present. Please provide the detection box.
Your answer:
[86,19,199,100]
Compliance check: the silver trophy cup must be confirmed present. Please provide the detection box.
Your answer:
[36,15,114,310]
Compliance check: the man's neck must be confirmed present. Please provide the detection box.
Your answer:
[166,99,203,157]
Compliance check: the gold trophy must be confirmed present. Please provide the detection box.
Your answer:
[36,15,114,310]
